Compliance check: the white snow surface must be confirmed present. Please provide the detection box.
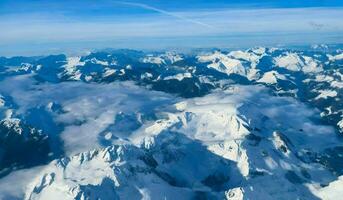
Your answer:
[257,71,287,84]
[62,56,85,80]
[142,52,183,65]
[314,176,343,200]
[274,53,303,71]
[197,51,246,76]
[327,52,343,61]
[315,90,338,100]
[274,52,323,73]
[164,73,192,81]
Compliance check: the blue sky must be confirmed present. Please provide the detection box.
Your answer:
[0,0,343,56]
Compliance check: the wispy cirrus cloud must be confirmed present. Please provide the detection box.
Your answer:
[112,1,213,28]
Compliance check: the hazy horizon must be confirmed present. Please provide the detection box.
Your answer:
[1,0,343,56]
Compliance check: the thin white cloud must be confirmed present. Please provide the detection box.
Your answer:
[113,1,213,28]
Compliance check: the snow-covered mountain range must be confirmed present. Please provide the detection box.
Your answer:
[0,46,342,199]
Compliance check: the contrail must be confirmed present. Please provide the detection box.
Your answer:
[113,1,213,28]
